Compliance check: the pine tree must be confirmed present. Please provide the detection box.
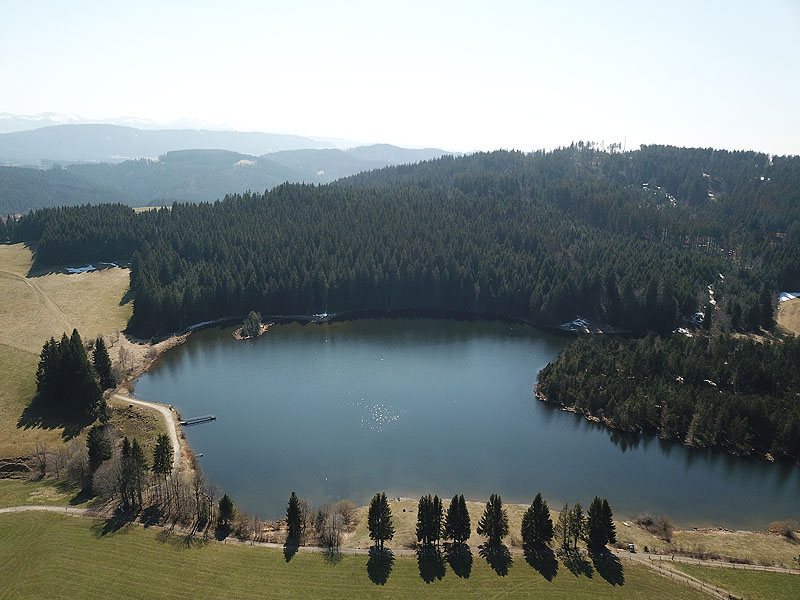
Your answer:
[86,424,111,473]
[521,492,553,548]
[286,491,303,544]
[93,336,115,390]
[760,285,774,330]
[601,499,617,545]
[444,494,470,544]
[432,495,443,548]
[568,503,585,550]
[477,493,508,545]
[587,496,605,550]
[416,494,432,545]
[367,492,394,549]
[555,502,570,552]
[218,494,235,526]
[151,433,173,503]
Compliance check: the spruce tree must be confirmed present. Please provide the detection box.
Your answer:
[601,499,616,545]
[568,503,585,550]
[432,495,443,547]
[86,424,111,473]
[151,433,173,502]
[477,493,508,545]
[587,496,605,550]
[521,492,553,548]
[444,494,470,544]
[218,494,235,526]
[367,492,394,549]
[416,494,432,545]
[286,491,303,544]
[93,336,115,390]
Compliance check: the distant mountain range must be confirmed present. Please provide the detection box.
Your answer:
[66,145,451,204]
[1,144,454,211]
[0,124,341,164]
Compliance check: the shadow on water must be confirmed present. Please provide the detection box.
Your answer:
[478,543,513,576]
[416,545,446,583]
[445,542,473,579]
[366,547,394,585]
[283,542,299,562]
[590,550,624,585]
[562,550,593,578]
[16,397,94,440]
[523,544,558,581]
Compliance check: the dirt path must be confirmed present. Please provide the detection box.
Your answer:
[0,269,71,330]
[633,551,800,575]
[621,550,737,599]
[112,393,181,475]
[0,505,90,517]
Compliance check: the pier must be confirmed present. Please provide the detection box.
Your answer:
[180,415,216,426]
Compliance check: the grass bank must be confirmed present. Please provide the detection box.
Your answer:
[0,511,713,599]
[672,563,800,600]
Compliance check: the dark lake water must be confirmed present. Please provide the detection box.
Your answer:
[134,319,800,528]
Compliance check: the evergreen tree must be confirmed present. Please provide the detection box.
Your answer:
[587,497,606,550]
[151,432,173,502]
[286,491,303,544]
[476,493,508,545]
[601,499,617,545]
[759,285,775,330]
[521,492,553,547]
[86,424,111,473]
[35,330,103,416]
[367,492,394,549]
[568,503,585,550]
[416,494,432,545]
[444,494,470,544]
[93,336,115,390]
[432,495,443,548]
[555,503,570,552]
[218,494,235,526]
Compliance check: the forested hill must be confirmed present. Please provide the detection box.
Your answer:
[536,334,800,461]
[0,166,134,214]
[64,146,453,205]
[7,145,800,338]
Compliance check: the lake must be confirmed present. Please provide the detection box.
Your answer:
[133,318,800,528]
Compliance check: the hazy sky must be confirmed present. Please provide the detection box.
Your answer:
[2,0,799,154]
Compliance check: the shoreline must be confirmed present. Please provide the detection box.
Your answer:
[533,386,791,466]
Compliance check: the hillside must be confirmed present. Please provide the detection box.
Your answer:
[65,146,453,204]
[0,166,135,214]
[9,145,798,338]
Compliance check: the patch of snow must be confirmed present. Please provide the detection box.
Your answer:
[65,265,96,274]
[316,170,325,176]
[703,379,717,387]
[779,292,800,302]
[233,159,256,167]
[674,328,693,337]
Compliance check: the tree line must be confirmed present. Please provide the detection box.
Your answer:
[8,145,798,338]
[536,333,800,460]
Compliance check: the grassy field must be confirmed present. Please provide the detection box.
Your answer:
[0,243,132,356]
[0,243,132,459]
[777,297,800,336]
[0,511,714,600]
[0,479,88,509]
[672,563,800,600]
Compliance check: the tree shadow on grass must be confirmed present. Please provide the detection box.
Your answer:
[479,542,513,576]
[215,524,232,542]
[445,542,473,579]
[92,515,133,537]
[523,544,559,581]
[283,542,299,562]
[416,545,445,583]
[591,550,624,585]
[367,547,394,585]
[17,396,94,440]
[562,550,593,578]
[139,505,163,527]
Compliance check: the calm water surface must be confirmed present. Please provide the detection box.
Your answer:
[134,319,800,527]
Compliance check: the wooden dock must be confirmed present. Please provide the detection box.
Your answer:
[180,415,216,426]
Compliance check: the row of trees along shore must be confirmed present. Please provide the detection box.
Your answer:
[6,145,799,338]
[536,334,800,461]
